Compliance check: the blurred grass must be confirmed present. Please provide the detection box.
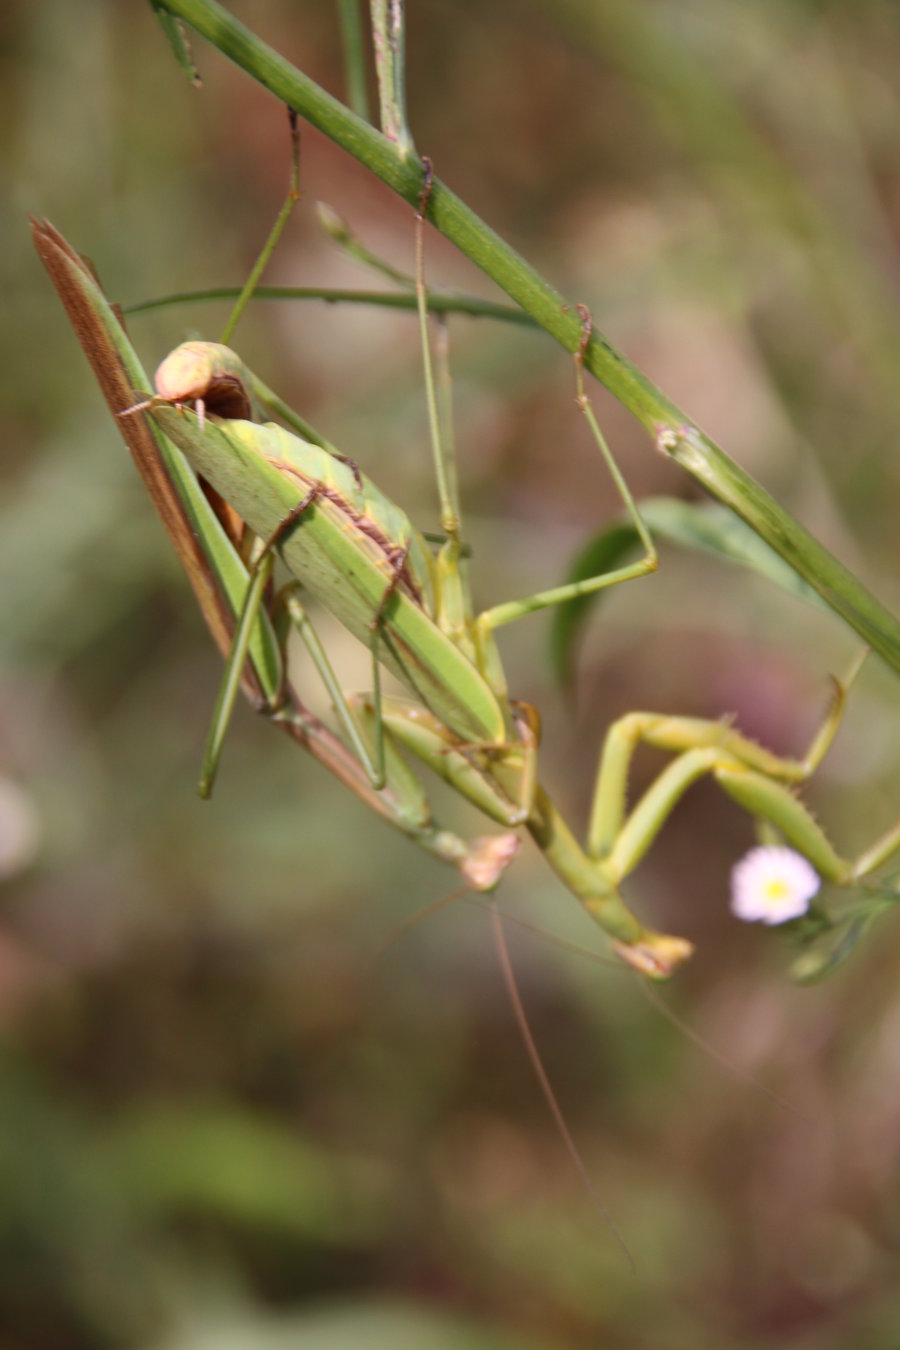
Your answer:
[2,0,900,1346]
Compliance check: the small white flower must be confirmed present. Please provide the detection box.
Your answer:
[730,846,820,925]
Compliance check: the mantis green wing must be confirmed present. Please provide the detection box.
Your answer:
[149,404,508,748]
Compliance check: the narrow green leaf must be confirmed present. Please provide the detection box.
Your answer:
[638,498,823,605]
[789,912,874,984]
[550,497,824,687]
[550,520,639,687]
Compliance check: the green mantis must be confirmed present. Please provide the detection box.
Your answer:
[125,253,900,980]
[32,53,900,984]
[34,139,900,985]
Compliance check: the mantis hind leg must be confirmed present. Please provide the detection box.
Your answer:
[219,107,301,347]
[198,485,325,795]
[473,307,658,648]
[276,586,388,790]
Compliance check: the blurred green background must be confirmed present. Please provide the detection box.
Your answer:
[3,1,900,1346]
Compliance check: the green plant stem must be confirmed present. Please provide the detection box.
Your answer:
[153,0,900,674]
[123,285,534,324]
[370,0,415,157]
[336,0,370,121]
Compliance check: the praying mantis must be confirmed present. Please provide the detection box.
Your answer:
[34,168,900,991]
[86,155,894,980]
[137,353,899,979]
[32,30,899,985]
[26,8,900,1289]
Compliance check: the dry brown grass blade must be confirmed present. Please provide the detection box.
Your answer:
[30,216,254,691]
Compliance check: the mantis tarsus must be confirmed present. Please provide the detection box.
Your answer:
[118,168,900,982]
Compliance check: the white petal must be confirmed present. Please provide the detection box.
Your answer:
[730,846,820,926]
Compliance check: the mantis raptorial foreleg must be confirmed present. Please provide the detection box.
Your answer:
[579,650,899,899]
[587,654,863,862]
[348,693,533,829]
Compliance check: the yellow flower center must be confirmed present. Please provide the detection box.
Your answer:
[763,878,789,904]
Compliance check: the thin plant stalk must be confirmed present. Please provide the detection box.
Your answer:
[148,0,900,673]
